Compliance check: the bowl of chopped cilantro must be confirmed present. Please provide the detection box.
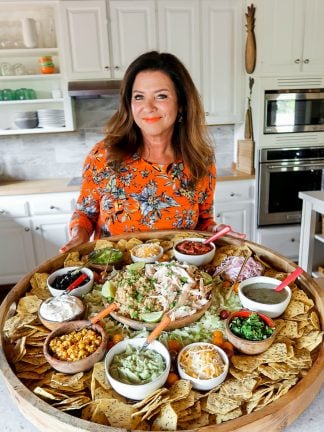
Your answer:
[225,310,277,355]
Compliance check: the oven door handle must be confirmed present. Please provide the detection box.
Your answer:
[267,164,324,171]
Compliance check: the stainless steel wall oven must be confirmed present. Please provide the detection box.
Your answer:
[258,147,324,226]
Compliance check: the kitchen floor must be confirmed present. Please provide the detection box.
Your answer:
[0,287,323,431]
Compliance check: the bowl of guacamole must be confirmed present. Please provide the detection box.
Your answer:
[105,338,171,400]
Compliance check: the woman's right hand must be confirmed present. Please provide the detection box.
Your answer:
[59,227,91,254]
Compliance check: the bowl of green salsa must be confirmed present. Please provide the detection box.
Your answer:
[238,275,292,318]
[104,338,170,400]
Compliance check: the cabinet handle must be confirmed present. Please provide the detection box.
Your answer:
[205,112,209,116]
[291,238,295,243]
[303,59,309,64]
[294,58,301,64]
[216,213,221,218]
[49,205,57,210]
[114,66,120,70]
[230,193,235,197]
[35,226,40,230]
[24,227,30,232]
[0,209,5,214]
[104,65,110,70]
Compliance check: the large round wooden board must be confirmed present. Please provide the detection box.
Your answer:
[0,230,323,432]
[109,298,212,331]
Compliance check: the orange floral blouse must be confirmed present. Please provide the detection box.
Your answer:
[70,140,216,238]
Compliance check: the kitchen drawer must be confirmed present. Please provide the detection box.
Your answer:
[215,180,254,203]
[28,192,78,215]
[256,225,301,261]
[0,196,29,218]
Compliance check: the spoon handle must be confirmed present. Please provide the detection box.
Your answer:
[204,225,231,244]
[275,267,304,292]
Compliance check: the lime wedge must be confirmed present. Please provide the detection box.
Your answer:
[101,280,116,299]
[127,262,145,271]
[140,311,164,323]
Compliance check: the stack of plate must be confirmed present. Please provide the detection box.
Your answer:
[37,109,65,128]
[13,111,38,129]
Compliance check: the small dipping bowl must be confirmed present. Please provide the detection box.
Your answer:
[38,295,85,331]
[177,342,229,390]
[105,338,170,400]
[238,275,292,318]
[173,238,216,266]
[225,310,277,355]
[130,243,164,264]
[47,266,94,298]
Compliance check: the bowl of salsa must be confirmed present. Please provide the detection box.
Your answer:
[173,238,216,266]
[238,275,292,318]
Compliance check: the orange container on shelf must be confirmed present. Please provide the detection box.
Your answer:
[38,56,56,74]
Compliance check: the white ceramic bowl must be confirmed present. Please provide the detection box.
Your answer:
[238,276,292,318]
[47,266,94,298]
[105,338,171,400]
[173,237,216,266]
[177,342,229,391]
[130,243,164,263]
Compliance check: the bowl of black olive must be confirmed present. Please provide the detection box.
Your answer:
[47,266,94,298]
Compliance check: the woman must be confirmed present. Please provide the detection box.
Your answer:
[60,51,218,254]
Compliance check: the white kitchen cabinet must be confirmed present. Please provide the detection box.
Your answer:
[255,0,324,74]
[109,1,157,79]
[201,0,244,124]
[214,179,255,240]
[59,0,112,79]
[0,1,75,135]
[157,0,200,90]
[0,191,77,284]
[256,225,301,262]
[60,0,156,80]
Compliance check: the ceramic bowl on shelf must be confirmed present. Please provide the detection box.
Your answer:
[173,237,216,266]
[238,275,292,318]
[177,342,229,391]
[225,310,277,355]
[47,266,94,298]
[130,243,164,263]
[105,338,171,400]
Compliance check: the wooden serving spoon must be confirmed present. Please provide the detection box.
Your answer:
[274,267,304,292]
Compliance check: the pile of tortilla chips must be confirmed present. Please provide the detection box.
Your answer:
[2,234,323,430]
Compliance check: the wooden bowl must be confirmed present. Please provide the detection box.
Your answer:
[225,310,277,355]
[43,320,107,373]
[38,296,85,331]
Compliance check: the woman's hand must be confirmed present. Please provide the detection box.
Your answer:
[59,227,91,254]
[209,223,246,239]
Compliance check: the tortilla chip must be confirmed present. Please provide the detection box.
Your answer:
[151,403,178,431]
[216,407,242,424]
[283,300,305,318]
[171,391,195,412]
[94,239,116,250]
[309,311,320,330]
[178,412,210,429]
[257,343,288,362]
[17,295,42,314]
[206,393,241,414]
[168,379,192,402]
[231,355,262,372]
[29,273,50,299]
[277,320,300,339]
[101,399,140,429]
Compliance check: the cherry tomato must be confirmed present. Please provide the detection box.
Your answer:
[219,309,230,320]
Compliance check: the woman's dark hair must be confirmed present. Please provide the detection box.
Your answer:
[104,51,214,183]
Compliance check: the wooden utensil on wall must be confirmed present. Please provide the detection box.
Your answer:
[245,4,256,74]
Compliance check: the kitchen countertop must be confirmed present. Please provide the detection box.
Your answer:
[0,373,322,431]
[0,169,255,197]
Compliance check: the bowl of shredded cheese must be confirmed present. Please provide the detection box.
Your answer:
[130,243,164,263]
[177,342,229,390]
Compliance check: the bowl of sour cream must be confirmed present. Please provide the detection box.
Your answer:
[38,295,85,331]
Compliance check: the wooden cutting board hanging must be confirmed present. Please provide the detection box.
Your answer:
[245,4,256,74]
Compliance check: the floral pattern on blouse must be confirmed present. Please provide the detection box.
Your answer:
[70,140,216,238]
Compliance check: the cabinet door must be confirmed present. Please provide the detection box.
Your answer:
[201,0,243,124]
[256,225,301,261]
[215,202,253,240]
[109,1,157,78]
[60,0,111,79]
[32,214,71,265]
[0,219,36,284]
[303,0,324,73]
[157,0,200,91]
[256,0,304,74]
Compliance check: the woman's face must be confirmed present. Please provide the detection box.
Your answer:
[131,70,179,140]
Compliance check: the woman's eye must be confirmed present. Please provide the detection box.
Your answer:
[133,94,143,101]
[156,93,167,100]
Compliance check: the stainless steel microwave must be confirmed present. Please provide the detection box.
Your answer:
[264,89,324,133]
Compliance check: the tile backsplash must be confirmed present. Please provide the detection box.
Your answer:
[0,96,234,181]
